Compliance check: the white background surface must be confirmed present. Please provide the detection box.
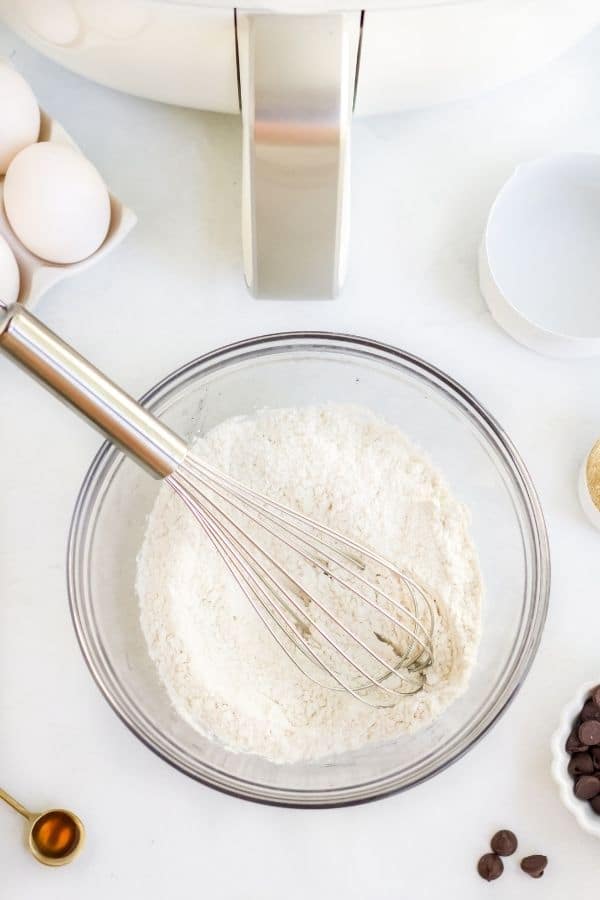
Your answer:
[1,20,600,899]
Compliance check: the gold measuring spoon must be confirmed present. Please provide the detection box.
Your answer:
[0,787,84,866]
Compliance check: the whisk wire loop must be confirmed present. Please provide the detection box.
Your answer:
[168,453,437,707]
[172,469,416,700]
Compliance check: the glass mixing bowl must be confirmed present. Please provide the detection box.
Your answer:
[68,333,549,806]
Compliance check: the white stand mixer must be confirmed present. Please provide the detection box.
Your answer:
[1,0,598,297]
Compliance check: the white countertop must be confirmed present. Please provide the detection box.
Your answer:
[2,21,600,898]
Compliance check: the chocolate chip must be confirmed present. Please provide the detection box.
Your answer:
[581,700,600,721]
[574,775,600,800]
[520,855,548,879]
[566,727,588,754]
[568,752,595,776]
[490,829,518,856]
[579,720,600,746]
[477,853,504,881]
[567,695,600,810]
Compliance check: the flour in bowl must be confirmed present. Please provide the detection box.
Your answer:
[136,405,482,763]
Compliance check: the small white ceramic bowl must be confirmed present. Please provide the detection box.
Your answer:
[551,681,600,838]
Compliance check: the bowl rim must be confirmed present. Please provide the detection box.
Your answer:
[67,331,551,807]
[551,681,600,838]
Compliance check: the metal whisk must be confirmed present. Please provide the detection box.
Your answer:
[0,301,436,708]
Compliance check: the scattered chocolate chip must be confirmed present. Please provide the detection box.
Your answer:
[574,775,600,800]
[579,720,600,746]
[520,855,548,879]
[581,700,600,721]
[592,748,600,770]
[490,829,518,856]
[566,727,588,754]
[590,795,600,815]
[478,853,504,881]
[568,752,595,777]
[592,685,600,707]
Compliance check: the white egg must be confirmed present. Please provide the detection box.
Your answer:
[0,63,40,175]
[3,142,111,264]
[0,234,20,305]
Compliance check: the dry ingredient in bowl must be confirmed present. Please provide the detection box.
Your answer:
[137,405,483,763]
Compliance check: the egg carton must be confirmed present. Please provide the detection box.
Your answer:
[0,110,136,308]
